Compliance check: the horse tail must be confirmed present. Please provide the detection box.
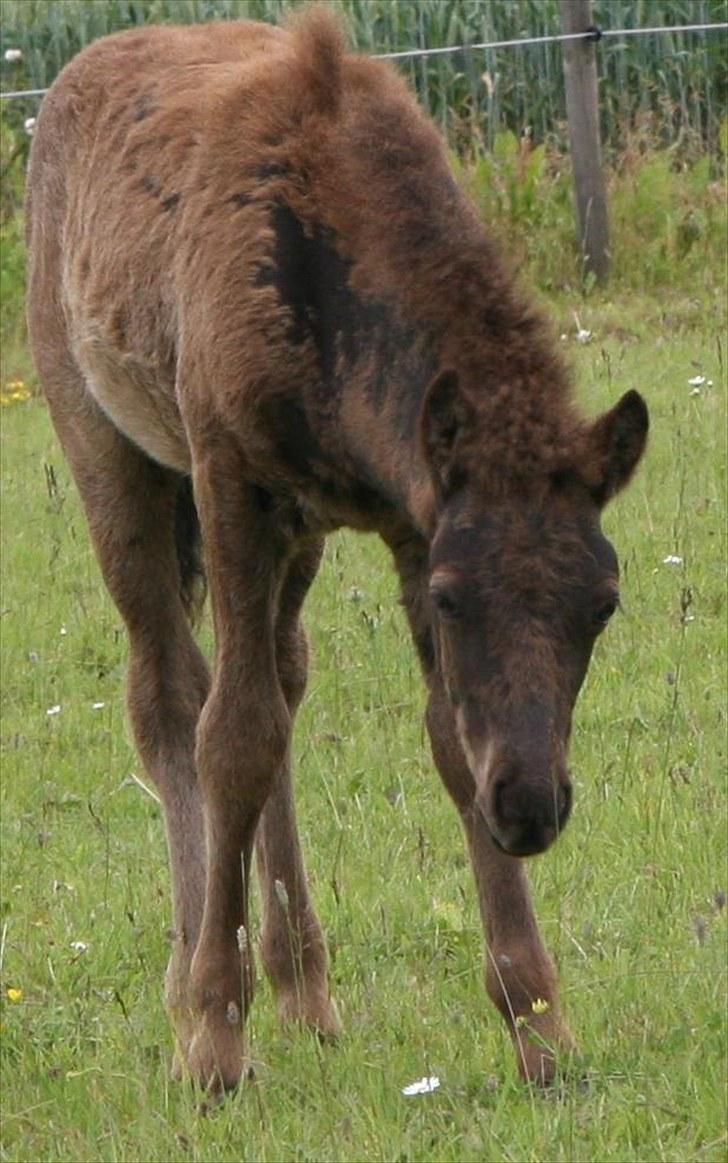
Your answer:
[174,475,206,626]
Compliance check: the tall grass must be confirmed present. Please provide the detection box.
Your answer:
[1,5,726,1158]
[1,292,726,1161]
[1,0,726,153]
[1,5,726,1154]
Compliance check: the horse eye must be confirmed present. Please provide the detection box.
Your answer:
[593,596,619,630]
[431,587,461,619]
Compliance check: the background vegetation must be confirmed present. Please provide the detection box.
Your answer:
[2,0,727,152]
[2,0,727,365]
[1,1,726,1160]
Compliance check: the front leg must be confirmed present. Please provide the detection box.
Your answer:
[426,683,576,1085]
[185,442,291,1093]
[389,533,574,1085]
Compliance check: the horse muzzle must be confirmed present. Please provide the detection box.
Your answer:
[478,759,573,857]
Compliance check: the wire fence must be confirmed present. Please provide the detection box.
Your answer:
[1,0,726,156]
[3,21,726,92]
[1,2,725,311]
[375,20,728,59]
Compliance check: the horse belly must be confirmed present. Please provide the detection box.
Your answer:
[79,337,191,473]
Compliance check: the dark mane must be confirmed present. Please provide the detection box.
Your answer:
[282,17,580,493]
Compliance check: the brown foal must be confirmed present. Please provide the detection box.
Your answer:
[26,8,648,1091]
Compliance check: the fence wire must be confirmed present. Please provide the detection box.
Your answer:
[2,20,727,101]
[375,21,728,61]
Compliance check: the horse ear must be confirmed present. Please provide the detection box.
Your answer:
[587,389,649,506]
[420,370,474,496]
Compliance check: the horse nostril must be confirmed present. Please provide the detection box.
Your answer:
[493,775,519,824]
[487,769,572,857]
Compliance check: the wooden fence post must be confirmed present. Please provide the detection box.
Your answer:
[560,0,609,283]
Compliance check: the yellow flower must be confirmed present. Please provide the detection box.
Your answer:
[7,987,23,1002]
[515,1014,527,1028]
[1,380,31,406]
[531,997,550,1015]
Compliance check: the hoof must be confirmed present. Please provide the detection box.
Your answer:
[182,1002,249,1094]
[165,949,198,1082]
[511,1015,578,1088]
[167,1010,197,1083]
[277,988,342,1042]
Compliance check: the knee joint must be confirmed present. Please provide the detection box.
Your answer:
[196,694,289,789]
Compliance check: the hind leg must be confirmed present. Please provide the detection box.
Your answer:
[256,539,340,1038]
[38,365,209,1073]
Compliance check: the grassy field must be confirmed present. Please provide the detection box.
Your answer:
[1,13,725,1152]
[1,282,726,1161]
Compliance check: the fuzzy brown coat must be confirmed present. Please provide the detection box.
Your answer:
[26,8,648,1092]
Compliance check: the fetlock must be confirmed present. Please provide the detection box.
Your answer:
[486,946,576,1085]
[260,914,340,1038]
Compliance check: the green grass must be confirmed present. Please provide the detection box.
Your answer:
[1,15,726,1154]
[1,287,726,1161]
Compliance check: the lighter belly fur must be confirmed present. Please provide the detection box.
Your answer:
[78,336,192,474]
